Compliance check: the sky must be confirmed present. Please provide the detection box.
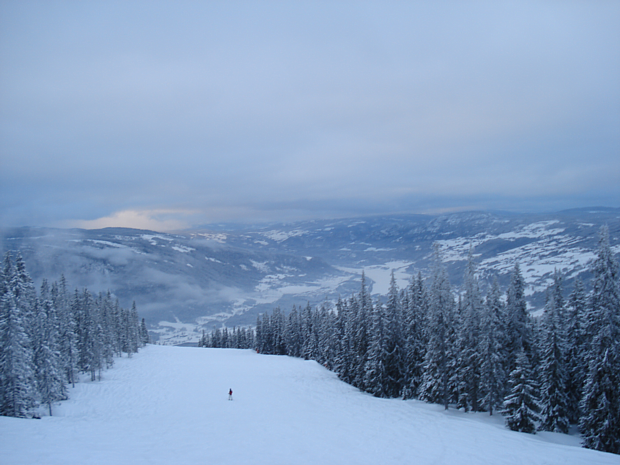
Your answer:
[1,1,619,231]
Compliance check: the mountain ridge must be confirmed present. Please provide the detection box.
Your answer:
[2,208,619,344]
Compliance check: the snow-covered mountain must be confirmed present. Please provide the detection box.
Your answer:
[2,207,619,344]
[1,345,617,465]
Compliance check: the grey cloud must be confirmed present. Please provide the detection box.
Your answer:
[1,1,619,228]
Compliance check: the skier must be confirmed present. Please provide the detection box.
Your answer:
[228,388,233,401]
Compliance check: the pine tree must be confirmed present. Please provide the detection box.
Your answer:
[402,273,428,399]
[255,314,264,353]
[99,292,115,369]
[579,226,620,453]
[51,276,78,388]
[351,273,371,390]
[284,306,301,357]
[503,349,540,433]
[480,279,506,415]
[301,303,316,360]
[128,301,141,353]
[33,290,66,416]
[317,305,336,369]
[580,348,620,454]
[382,272,403,398]
[140,318,150,345]
[565,278,586,423]
[0,288,38,417]
[323,308,340,370]
[11,254,38,360]
[538,282,569,433]
[271,307,286,355]
[505,263,531,374]
[455,250,483,412]
[364,300,386,397]
[419,246,455,409]
[335,297,355,385]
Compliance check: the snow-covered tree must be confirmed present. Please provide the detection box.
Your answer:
[351,273,371,390]
[33,289,66,416]
[382,272,403,398]
[301,303,317,360]
[455,250,483,412]
[505,263,531,374]
[271,307,286,356]
[580,226,620,453]
[335,297,355,385]
[284,306,301,357]
[480,279,506,415]
[580,348,620,454]
[565,278,586,423]
[538,281,569,433]
[503,349,540,434]
[419,247,455,409]
[51,276,77,388]
[364,299,386,397]
[0,287,38,417]
[402,273,428,399]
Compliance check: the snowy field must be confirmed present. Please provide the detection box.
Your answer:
[1,345,618,465]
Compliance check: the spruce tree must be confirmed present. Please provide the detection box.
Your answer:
[565,278,586,423]
[538,283,569,433]
[0,288,38,417]
[51,276,77,388]
[33,293,66,416]
[579,226,620,453]
[480,279,506,415]
[503,349,540,433]
[402,273,428,399]
[364,300,386,397]
[419,246,455,409]
[336,297,355,385]
[505,263,531,374]
[301,303,316,360]
[284,306,301,357]
[351,273,371,389]
[455,251,483,412]
[382,272,403,398]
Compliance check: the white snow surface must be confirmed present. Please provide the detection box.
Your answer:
[1,346,618,465]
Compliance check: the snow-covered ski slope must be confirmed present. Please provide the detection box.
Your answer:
[1,345,617,465]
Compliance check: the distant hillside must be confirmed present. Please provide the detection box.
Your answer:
[2,207,619,344]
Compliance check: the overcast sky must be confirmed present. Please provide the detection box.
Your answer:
[1,1,619,231]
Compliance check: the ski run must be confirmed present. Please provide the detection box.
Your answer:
[1,345,618,465]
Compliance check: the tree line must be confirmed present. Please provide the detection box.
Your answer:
[206,226,620,455]
[0,251,148,418]
[198,326,255,349]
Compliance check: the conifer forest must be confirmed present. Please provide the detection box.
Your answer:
[201,226,620,455]
[0,252,148,418]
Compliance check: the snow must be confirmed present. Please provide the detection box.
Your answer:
[1,345,616,465]
[140,234,174,245]
[151,318,201,345]
[85,239,127,248]
[194,232,228,243]
[171,245,195,253]
[433,220,602,296]
[261,229,306,242]
[336,262,414,296]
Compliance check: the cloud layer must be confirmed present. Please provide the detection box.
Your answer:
[1,1,619,230]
